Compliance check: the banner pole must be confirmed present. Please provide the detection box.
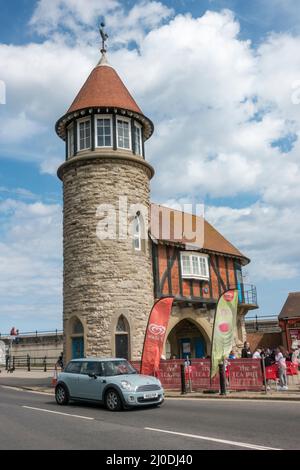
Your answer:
[219,361,226,395]
[261,356,268,394]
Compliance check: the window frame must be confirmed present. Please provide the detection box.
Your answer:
[133,121,142,156]
[116,116,132,151]
[67,123,74,159]
[94,114,113,148]
[180,252,209,280]
[133,215,142,251]
[77,117,91,151]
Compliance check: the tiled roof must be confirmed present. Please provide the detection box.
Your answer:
[67,64,142,115]
[150,204,249,264]
[279,292,300,319]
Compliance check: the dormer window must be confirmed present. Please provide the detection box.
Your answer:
[181,252,209,280]
[78,118,91,151]
[117,117,131,150]
[134,122,142,156]
[96,115,112,147]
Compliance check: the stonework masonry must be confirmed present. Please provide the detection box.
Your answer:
[59,152,155,362]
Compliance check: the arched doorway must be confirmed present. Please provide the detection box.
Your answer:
[167,319,207,359]
[115,315,130,359]
[70,317,84,359]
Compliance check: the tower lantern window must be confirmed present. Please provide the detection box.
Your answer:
[117,117,131,150]
[96,116,112,147]
[134,122,142,156]
[78,118,91,150]
[67,124,74,158]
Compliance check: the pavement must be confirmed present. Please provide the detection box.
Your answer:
[1,383,300,449]
[1,369,300,400]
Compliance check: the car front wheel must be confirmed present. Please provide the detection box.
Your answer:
[105,389,122,411]
[55,384,69,406]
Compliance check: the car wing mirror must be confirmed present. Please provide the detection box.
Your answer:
[88,373,97,379]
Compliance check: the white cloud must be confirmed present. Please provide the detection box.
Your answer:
[0,3,300,292]
[0,112,45,142]
[205,202,300,281]
[0,198,62,330]
[29,0,119,36]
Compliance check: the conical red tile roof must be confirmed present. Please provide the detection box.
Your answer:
[67,63,142,115]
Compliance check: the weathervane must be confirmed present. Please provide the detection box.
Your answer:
[99,22,108,53]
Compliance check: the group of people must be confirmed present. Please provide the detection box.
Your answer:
[10,327,20,344]
[227,342,300,391]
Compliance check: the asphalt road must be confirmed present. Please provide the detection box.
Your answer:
[0,385,299,450]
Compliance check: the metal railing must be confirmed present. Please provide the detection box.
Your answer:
[241,284,258,306]
[0,329,63,339]
[5,354,58,372]
[245,314,279,332]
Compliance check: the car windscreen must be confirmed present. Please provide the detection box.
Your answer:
[102,360,137,376]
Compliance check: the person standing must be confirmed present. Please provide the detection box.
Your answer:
[228,350,236,359]
[241,342,252,358]
[291,346,300,367]
[275,346,288,391]
[252,348,262,359]
[56,352,64,371]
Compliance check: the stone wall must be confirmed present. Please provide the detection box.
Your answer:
[2,334,63,359]
[246,332,283,351]
[163,305,246,358]
[59,152,155,361]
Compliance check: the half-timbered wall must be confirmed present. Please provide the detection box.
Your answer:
[152,243,241,302]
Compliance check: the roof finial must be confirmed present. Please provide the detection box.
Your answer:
[100,22,108,54]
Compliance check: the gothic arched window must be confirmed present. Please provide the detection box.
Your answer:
[116,316,127,332]
[72,317,84,335]
[115,315,130,360]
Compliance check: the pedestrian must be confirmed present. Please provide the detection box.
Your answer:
[10,327,16,336]
[291,346,300,366]
[241,342,252,358]
[228,350,236,359]
[56,352,64,371]
[184,356,191,367]
[252,348,262,359]
[263,349,274,367]
[14,329,20,344]
[275,346,288,391]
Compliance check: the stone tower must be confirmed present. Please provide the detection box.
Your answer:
[56,43,155,362]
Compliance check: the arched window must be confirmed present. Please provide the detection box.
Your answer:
[133,214,141,251]
[116,316,127,332]
[72,318,84,335]
[115,315,130,360]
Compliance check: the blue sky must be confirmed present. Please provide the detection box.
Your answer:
[0,0,300,333]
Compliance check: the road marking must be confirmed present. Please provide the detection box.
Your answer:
[1,385,53,396]
[22,406,94,420]
[145,427,282,450]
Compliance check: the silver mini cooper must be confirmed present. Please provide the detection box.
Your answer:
[55,357,164,411]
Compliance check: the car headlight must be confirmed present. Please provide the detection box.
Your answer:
[120,380,134,391]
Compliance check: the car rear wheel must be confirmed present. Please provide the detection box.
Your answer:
[55,384,69,406]
[105,389,122,411]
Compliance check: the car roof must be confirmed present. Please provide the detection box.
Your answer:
[69,357,127,362]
